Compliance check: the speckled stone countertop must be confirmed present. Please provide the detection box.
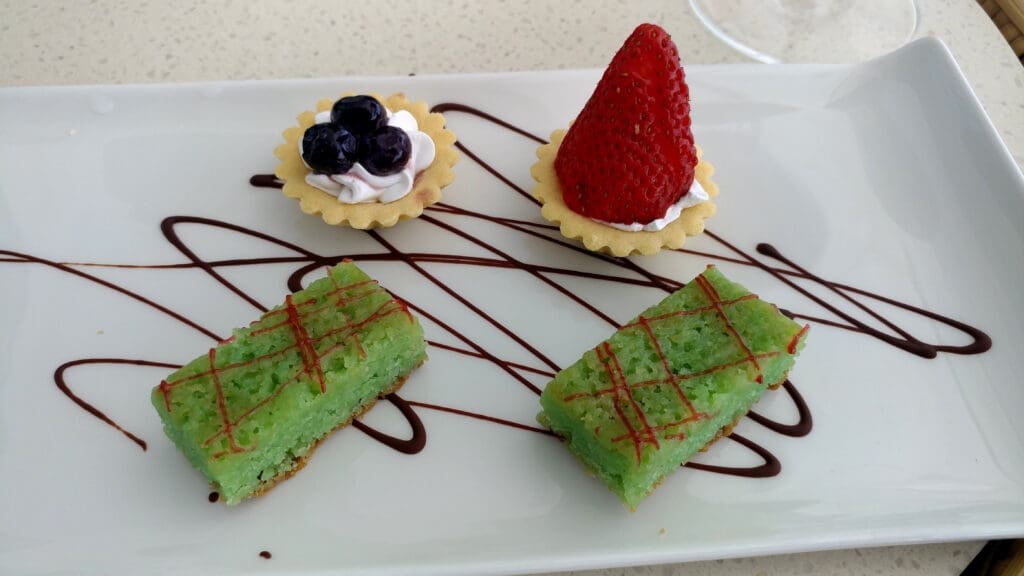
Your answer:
[1,1,1020,575]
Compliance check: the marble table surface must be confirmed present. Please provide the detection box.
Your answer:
[2,1,1021,575]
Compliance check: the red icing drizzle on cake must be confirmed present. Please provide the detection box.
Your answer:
[0,102,993,487]
[564,268,792,460]
[284,294,327,393]
[693,274,763,384]
[325,274,368,358]
[630,315,708,427]
[208,347,247,457]
[569,323,774,457]
[788,325,811,354]
[596,341,659,462]
[197,297,412,455]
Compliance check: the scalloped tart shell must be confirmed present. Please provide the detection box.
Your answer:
[530,129,718,257]
[275,92,459,229]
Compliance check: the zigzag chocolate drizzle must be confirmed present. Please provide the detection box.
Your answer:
[0,102,990,486]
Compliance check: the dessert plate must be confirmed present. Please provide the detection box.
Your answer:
[1,37,1022,575]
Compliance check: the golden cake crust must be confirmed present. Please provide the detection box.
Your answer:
[275,92,459,229]
[530,129,718,257]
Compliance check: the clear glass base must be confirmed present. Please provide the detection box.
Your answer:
[690,0,919,63]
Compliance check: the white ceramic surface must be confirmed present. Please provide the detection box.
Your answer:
[1,38,1022,575]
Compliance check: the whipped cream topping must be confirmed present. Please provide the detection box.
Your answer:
[300,108,435,204]
[596,179,709,232]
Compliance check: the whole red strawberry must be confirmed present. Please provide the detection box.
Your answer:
[554,23,697,225]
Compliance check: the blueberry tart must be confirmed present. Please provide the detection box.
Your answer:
[275,93,459,229]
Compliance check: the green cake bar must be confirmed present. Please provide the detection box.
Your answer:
[539,266,809,508]
[151,262,427,505]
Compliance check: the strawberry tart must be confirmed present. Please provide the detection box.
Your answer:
[531,23,718,256]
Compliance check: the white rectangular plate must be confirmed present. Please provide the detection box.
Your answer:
[2,37,1023,575]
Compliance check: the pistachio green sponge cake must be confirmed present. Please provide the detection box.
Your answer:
[539,266,808,509]
[151,262,426,505]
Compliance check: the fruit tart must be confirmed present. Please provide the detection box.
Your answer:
[531,24,718,256]
[275,92,459,229]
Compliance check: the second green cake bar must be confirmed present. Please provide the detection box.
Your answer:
[539,266,808,508]
[152,261,426,505]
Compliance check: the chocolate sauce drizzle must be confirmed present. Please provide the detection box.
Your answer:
[0,103,990,485]
[53,358,183,451]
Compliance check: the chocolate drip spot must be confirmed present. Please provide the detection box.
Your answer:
[249,174,283,189]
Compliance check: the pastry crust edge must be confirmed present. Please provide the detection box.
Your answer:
[530,129,718,257]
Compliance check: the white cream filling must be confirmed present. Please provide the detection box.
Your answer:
[595,179,709,232]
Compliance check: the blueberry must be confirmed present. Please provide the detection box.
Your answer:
[330,95,387,135]
[301,123,359,175]
[359,126,412,176]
